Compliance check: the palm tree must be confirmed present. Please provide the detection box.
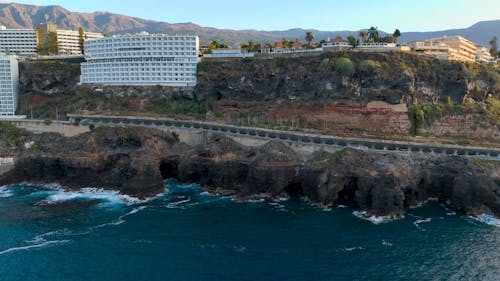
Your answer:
[367,26,379,43]
[305,31,314,46]
[393,29,401,43]
[358,31,367,44]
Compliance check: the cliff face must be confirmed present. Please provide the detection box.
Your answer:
[1,127,499,217]
[17,53,500,141]
[0,127,180,198]
[19,60,82,96]
[195,52,499,105]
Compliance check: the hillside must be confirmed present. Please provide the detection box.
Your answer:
[16,53,500,145]
[0,3,498,45]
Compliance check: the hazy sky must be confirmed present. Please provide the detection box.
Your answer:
[4,0,500,32]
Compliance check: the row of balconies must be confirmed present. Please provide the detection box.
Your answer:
[88,53,197,59]
[82,77,195,82]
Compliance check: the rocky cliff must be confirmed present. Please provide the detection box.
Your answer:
[17,52,500,142]
[196,52,499,105]
[1,126,498,218]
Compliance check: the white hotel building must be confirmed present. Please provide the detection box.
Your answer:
[0,26,37,57]
[80,33,200,86]
[0,53,19,117]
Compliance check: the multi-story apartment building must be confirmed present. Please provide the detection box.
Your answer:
[407,35,478,62]
[80,33,200,86]
[55,29,103,55]
[37,23,103,55]
[476,46,494,63]
[0,25,37,57]
[0,53,19,117]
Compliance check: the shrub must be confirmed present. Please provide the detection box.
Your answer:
[335,57,356,77]
[357,59,377,73]
[409,106,425,135]
[318,58,330,71]
[490,71,500,89]
[43,119,52,125]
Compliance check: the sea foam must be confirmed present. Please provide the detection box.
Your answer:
[42,187,142,206]
[472,214,500,227]
[0,240,70,255]
[0,186,13,198]
[352,210,392,224]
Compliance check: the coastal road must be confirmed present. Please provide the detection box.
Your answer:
[64,114,500,160]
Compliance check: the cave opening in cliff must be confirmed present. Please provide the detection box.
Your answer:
[283,182,304,197]
[159,159,179,179]
[335,177,359,207]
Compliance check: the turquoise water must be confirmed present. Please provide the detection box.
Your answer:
[0,181,499,281]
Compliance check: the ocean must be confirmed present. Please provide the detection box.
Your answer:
[0,180,498,281]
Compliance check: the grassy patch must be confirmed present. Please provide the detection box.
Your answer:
[470,157,493,172]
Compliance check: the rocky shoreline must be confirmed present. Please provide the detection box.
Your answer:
[0,126,499,218]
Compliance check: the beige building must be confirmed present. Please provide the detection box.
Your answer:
[37,23,103,55]
[407,35,478,62]
[476,46,494,63]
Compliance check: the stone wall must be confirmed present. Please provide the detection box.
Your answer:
[320,111,410,134]
[423,115,499,140]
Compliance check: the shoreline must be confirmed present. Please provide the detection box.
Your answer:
[2,180,499,227]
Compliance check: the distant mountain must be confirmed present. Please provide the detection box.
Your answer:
[399,20,500,47]
[0,2,498,46]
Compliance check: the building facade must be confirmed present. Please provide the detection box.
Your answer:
[0,26,37,57]
[37,23,103,55]
[0,53,19,117]
[407,35,478,62]
[80,33,200,86]
[476,46,494,63]
[56,29,103,55]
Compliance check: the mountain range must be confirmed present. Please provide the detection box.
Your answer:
[0,2,498,47]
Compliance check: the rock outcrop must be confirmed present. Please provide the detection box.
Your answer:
[195,52,500,105]
[1,127,498,217]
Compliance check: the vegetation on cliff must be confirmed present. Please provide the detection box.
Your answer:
[17,52,500,144]
[0,122,39,155]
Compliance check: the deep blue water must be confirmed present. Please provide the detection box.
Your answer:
[0,180,499,281]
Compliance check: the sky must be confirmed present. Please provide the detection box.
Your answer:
[3,0,500,32]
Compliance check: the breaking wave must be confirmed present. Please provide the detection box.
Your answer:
[352,210,393,224]
[41,187,143,206]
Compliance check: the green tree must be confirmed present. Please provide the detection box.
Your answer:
[78,27,85,54]
[247,41,255,52]
[490,36,498,58]
[281,37,289,48]
[347,35,358,47]
[253,44,262,53]
[367,26,380,43]
[381,36,395,43]
[392,29,401,43]
[409,106,425,135]
[209,40,219,50]
[305,31,314,46]
[358,31,367,44]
